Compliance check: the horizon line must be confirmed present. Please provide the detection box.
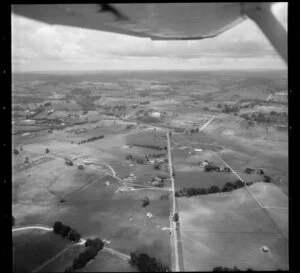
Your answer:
[12,68,287,74]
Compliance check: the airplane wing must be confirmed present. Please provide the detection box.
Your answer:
[11,3,287,63]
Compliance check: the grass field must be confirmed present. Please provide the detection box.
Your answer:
[13,172,172,269]
[126,130,167,148]
[38,244,85,272]
[85,251,136,272]
[175,171,238,189]
[13,231,72,273]
[177,187,288,271]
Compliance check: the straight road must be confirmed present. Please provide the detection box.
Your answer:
[199,115,217,132]
[166,132,180,272]
[211,151,264,208]
[266,94,273,101]
[103,247,130,261]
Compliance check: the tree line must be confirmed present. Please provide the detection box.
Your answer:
[78,135,104,145]
[64,238,105,272]
[240,111,288,126]
[212,265,283,271]
[175,180,255,198]
[146,153,166,159]
[204,164,231,173]
[53,221,81,243]
[126,154,146,165]
[129,252,170,272]
[130,143,167,151]
[213,266,253,271]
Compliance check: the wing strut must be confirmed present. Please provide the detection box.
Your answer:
[244,3,287,64]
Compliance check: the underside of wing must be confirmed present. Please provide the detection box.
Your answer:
[12,3,245,40]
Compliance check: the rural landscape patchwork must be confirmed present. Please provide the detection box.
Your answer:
[12,70,288,272]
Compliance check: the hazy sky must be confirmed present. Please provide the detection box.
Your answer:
[12,3,287,72]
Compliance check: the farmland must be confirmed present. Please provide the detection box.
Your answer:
[12,70,288,271]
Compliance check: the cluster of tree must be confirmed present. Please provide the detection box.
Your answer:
[174,128,185,133]
[142,196,150,207]
[222,180,245,192]
[244,168,255,174]
[154,161,164,170]
[78,164,85,170]
[13,148,19,155]
[65,159,74,166]
[160,193,169,200]
[222,104,239,114]
[244,168,264,175]
[190,128,199,134]
[240,111,288,126]
[129,252,170,272]
[126,124,135,130]
[12,104,24,111]
[130,143,167,151]
[78,135,104,145]
[204,164,221,172]
[204,163,231,173]
[157,173,168,180]
[140,101,150,105]
[44,102,51,106]
[138,116,161,124]
[53,221,81,243]
[146,153,166,159]
[244,169,271,182]
[175,180,246,198]
[64,238,105,272]
[263,175,272,183]
[173,213,179,222]
[213,265,283,271]
[112,104,127,111]
[238,101,257,109]
[213,266,253,271]
[126,154,146,165]
[151,176,166,188]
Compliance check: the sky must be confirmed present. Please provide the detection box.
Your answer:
[11,3,287,72]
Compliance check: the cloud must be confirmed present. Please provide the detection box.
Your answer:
[11,3,287,71]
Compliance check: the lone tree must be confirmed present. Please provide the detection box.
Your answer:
[53,221,64,234]
[142,196,150,208]
[154,161,161,170]
[45,148,50,153]
[173,213,179,222]
[263,175,272,183]
[13,148,19,155]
